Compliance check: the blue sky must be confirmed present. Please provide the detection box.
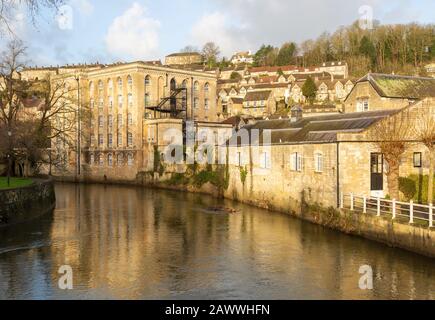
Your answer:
[5,0,435,66]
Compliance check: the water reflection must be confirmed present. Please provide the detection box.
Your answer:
[0,183,434,300]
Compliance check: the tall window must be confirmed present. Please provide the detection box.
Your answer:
[108,134,113,147]
[117,77,123,91]
[90,134,95,146]
[98,80,103,95]
[89,82,94,95]
[108,115,113,128]
[90,98,95,109]
[145,75,151,86]
[108,153,113,166]
[145,93,150,107]
[90,153,94,165]
[194,98,199,109]
[117,153,123,166]
[204,82,210,95]
[98,116,104,127]
[127,153,133,166]
[194,81,199,93]
[127,132,133,147]
[127,113,133,125]
[127,75,133,91]
[127,93,133,107]
[118,94,123,108]
[314,153,324,173]
[99,154,104,166]
[290,153,303,172]
[413,152,422,168]
[204,98,209,110]
[117,114,123,127]
[98,134,103,146]
[108,79,113,95]
[117,133,122,147]
[108,96,113,110]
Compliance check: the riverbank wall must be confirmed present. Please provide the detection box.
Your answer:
[0,178,56,226]
[53,168,435,258]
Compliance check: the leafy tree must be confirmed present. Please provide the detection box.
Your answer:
[230,71,242,81]
[302,76,317,104]
[359,36,376,67]
[202,42,220,68]
[253,45,278,67]
[276,42,297,66]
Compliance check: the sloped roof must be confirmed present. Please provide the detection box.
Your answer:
[359,73,435,99]
[244,90,272,102]
[166,52,202,57]
[229,109,400,145]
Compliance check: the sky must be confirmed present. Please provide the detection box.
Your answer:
[3,0,435,66]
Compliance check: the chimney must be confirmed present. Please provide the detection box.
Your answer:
[290,105,303,123]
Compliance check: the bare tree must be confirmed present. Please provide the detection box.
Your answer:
[180,45,199,53]
[202,42,220,67]
[413,99,435,204]
[0,0,64,35]
[368,109,412,200]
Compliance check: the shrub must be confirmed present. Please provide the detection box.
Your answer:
[399,177,417,201]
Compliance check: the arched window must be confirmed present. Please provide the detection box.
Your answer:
[99,154,104,166]
[89,82,94,95]
[108,96,113,110]
[194,81,199,93]
[117,132,122,147]
[145,93,150,107]
[108,153,113,166]
[204,98,209,110]
[145,75,151,87]
[90,98,95,109]
[127,75,133,91]
[127,153,134,166]
[118,94,123,108]
[127,113,133,125]
[117,77,123,91]
[194,97,199,109]
[204,82,210,95]
[181,80,188,108]
[108,79,113,94]
[98,80,103,93]
[117,153,123,166]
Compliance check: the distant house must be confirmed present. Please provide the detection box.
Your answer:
[344,73,435,113]
[231,51,254,65]
[242,90,275,117]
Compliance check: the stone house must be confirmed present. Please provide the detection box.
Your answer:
[165,52,204,66]
[344,73,435,113]
[242,90,276,117]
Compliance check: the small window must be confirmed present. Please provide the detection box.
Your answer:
[204,82,210,94]
[98,134,103,146]
[145,75,151,86]
[413,152,422,168]
[260,151,271,169]
[98,116,104,127]
[314,153,324,173]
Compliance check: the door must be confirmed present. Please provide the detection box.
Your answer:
[370,153,383,191]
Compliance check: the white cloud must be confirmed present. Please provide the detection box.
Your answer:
[105,2,161,60]
[70,0,94,16]
[189,12,250,58]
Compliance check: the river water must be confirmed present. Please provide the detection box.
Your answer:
[0,183,433,300]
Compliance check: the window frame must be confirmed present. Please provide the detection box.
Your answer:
[413,152,422,168]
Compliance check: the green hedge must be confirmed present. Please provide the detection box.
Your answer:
[399,174,435,203]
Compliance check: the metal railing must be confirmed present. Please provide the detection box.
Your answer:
[340,193,433,227]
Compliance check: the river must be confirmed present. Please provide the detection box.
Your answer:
[0,183,433,300]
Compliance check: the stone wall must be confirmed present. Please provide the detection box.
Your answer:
[0,178,56,225]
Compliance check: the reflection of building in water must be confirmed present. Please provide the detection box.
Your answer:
[44,184,435,299]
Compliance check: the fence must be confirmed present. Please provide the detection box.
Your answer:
[340,193,433,228]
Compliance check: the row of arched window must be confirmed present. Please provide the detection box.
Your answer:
[89,153,134,167]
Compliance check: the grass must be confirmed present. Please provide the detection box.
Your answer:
[0,177,33,190]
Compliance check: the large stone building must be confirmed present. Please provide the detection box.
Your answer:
[20,61,224,181]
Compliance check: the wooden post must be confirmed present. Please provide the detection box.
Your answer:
[392,199,396,220]
[377,197,381,217]
[409,200,414,224]
[429,203,433,228]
